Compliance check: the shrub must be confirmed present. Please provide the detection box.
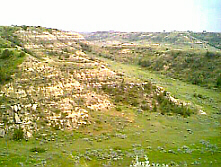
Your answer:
[30,147,46,153]
[191,73,203,85]
[205,51,216,59]
[64,54,69,59]
[53,109,61,114]
[131,98,139,106]
[216,75,221,88]
[115,95,123,103]
[53,124,60,130]
[0,49,11,59]
[13,127,24,140]
[79,42,92,52]
[138,59,151,67]
[47,28,53,34]
[141,104,149,111]
[21,25,28,31]
[63,48,68,53]
[115,106,122,111]
[157,92,194,117]
[19,51,26,57]
[0,68,11,82]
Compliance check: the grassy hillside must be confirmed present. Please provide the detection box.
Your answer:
[0,27,220,167]
[85,41,221,90]
[138,49,221,90]
[191,32,221,49]
[0,26,27,84]
[0,48,26,83]
[83,31,221,51]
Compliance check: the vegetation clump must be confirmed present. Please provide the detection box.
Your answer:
[156,92,194,117]
[102,81,195,116]
[138,49,221,90]
[0,49,12,59]
[0,49,26,83]
[30,147,46,153]
[13,127,24,141]
[0,27,26,84]
[101,82,152,107]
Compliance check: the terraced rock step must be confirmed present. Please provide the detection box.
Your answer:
[0,28,120,137]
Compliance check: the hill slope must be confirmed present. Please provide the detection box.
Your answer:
[82,31,221,50]
[0,27,220,167]
[83,31,221,90]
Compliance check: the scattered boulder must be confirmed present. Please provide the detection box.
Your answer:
[199,110,206,115]
[0,129,5,138]
[26,131,32,138]
[14,113,21,123]
[137,109,142,114]
[32,104,38,111]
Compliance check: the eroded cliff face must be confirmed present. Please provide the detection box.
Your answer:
[0,27,195,139]
[0,28,119,137]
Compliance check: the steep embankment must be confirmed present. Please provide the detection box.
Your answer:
[0,27,118,138]
[0,27,196,138]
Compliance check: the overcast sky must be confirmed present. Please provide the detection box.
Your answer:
[1,0,220,32]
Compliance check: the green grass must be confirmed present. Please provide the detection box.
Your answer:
[1,55,220,167]
[138,49,221,90]
[0,26,27,84]
[89,43,221,90]
[191,32,221,49]
[96,57,221,115]
[0,48,26,84]
[1,110,220,166]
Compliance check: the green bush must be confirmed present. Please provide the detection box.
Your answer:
[13,127,24,140]
[157,92,194,117]
[130,98,139,106]
[205,51,216,59]
[30,147,46,153]
[0,49,12,59]
[136,48,221,90]
[0,67,11,82]
[216,75,221,88]
[53,109,61,114]
[79,42,92,52]
[19,51,26,57]
[115,95,123,103]
[115,106,122,111]
[138,59,151,67]
[141,104,149,111]
[21,25,28,31]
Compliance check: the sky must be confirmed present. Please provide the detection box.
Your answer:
[0,0,220,32]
